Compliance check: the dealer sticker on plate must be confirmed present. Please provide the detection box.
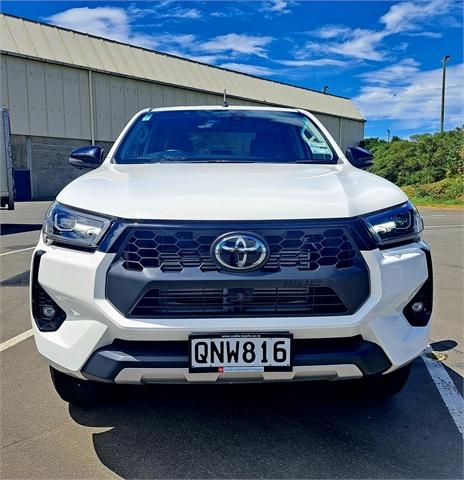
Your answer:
[189,333,292,372]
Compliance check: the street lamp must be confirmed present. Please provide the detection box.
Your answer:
[440,55,451,132]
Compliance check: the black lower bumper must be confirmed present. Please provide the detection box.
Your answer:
[82,335,391,383]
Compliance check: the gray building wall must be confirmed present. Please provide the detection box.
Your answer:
[2,54,364,200]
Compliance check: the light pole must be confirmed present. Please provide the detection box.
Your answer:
[440,55,451,132]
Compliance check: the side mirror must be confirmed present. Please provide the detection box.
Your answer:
[69,146,104,169]
[345,146,374,170]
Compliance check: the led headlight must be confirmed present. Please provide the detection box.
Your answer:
[363,201,423,246]
[43,202,111,248]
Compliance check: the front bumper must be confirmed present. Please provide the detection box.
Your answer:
[31,240,431,383]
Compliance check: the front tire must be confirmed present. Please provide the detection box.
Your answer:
[361,363,412,398]
[50,367,109,405]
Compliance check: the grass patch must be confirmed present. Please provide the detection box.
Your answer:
[402,177,463,208]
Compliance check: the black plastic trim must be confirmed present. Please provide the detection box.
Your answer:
[107,261,370,318]
[31,251,67,332]
[101,217,377,253]
[403,243,433,327]
[81,335,392,383]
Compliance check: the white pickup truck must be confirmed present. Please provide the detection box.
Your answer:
[31,106,433,404]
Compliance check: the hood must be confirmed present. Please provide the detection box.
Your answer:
[57,163,407,220]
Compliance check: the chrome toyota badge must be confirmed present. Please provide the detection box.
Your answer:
[212,233,268,271]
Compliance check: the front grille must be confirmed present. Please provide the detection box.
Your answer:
[130,287,348,317]
[119,227,357,273]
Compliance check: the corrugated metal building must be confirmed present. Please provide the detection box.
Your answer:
[0,13,365,200]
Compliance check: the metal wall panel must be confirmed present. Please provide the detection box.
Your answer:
[62,68,82,138]
[124,79,139,121]
[1,14,365,122]
[340,119,364,150]
[315,114,341,147]
[0,16,16,54]
[150,84,164,108]
[94,73,112,140]
[26,61,47,136]
[45,63,66,138]
[137,83,151,111]
[1,57,9,109]
[4,16,36,57]
[2,54,364,146]
[42,26,73,64]
[23,21,55,60]
[78,70,91,139]
[110,77,126,139]
[5,56,29,134]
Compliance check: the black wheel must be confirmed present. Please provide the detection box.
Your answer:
[361,363,412,398]
[50,366,109,405]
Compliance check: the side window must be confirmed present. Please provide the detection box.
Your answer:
[118,121,151,160]
[301,121,333,161]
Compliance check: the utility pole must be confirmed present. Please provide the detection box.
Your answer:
[440,55,451,132]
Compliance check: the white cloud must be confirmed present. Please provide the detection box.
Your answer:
[354,63,464,130]
[45,7,156,48]
[358,58,420,85]
[404,31,443,39]
[127,3,201,20]
[220,62,274,76]
[298,0,456,63]
[380,0,450,33]
[325,29,387,61]
[277,58,350,67]
[307,24,352,39]
[262,0,292,14]
[199,34,273,58]
[45,7,273,65]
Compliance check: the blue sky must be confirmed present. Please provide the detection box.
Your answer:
[3,0,463,139]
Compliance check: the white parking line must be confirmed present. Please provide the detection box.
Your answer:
[0,247,35,257]
[422,347,464,437]
[425,225,464,228]
[0,329,33,352]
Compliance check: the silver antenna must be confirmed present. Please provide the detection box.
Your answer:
[223,89,229,107]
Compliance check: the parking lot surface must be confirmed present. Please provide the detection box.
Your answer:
[1,202,463,479]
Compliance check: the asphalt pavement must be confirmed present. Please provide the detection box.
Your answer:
[1,202,463,479]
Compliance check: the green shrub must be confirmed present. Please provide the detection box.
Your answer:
[402,177,463,206]
[361,127,464,187]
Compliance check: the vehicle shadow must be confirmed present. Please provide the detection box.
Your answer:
[0,223,42,235]
[69,359,463,479]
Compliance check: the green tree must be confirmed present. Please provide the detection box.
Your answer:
[362,127,464,186]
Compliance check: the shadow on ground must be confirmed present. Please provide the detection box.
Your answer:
[0,224,42,236]
[69,359,463,479]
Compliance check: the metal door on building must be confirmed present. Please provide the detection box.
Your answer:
[13,169,31,201]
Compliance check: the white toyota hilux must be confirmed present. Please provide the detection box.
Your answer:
[31,106,433,404]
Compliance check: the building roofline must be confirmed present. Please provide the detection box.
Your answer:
[1,12,352,101]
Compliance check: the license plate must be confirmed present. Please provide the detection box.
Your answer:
[189,333,292,372]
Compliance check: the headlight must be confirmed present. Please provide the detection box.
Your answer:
[363,201,423,246]
[43,202,111,248]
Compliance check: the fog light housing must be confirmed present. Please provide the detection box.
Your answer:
[31,251,67,332]
[40,306,56,318]
[403,247,433,327]
[411,302,424,313]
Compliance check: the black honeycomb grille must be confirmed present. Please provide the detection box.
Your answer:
[131,286,348,317]
[118,226,358,273]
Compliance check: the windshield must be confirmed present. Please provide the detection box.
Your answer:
[114,109,337,164]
